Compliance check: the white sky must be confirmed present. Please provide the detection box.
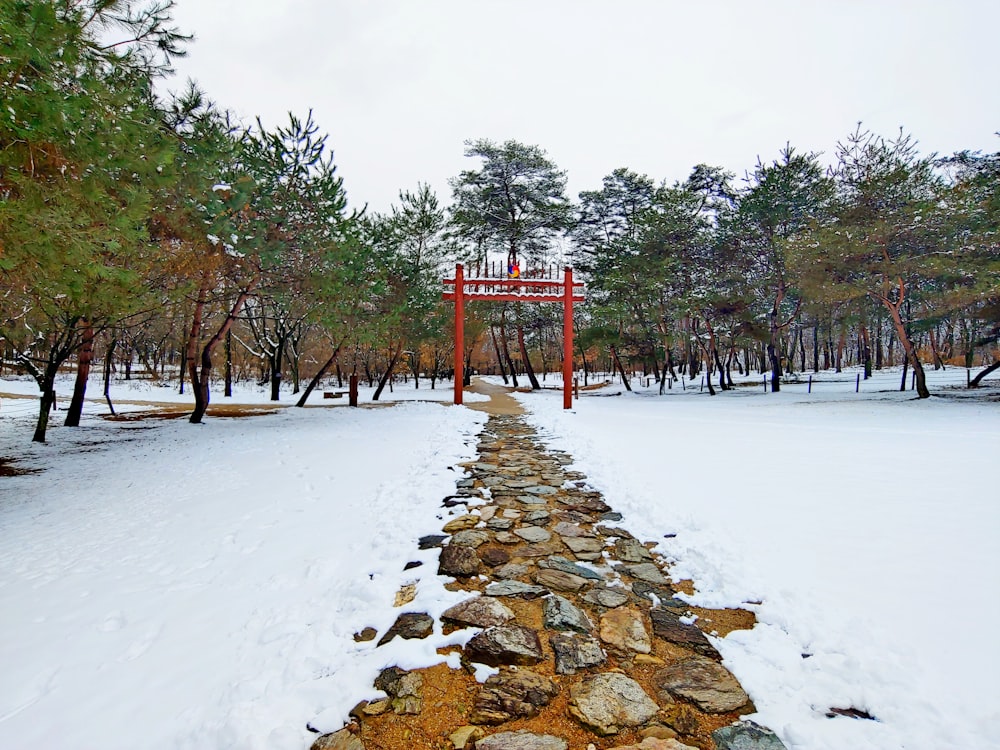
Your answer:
[164,0,1000,214]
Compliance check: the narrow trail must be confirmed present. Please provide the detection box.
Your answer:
[313,381,784,750]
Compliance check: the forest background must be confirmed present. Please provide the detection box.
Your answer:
[2,0,998,444]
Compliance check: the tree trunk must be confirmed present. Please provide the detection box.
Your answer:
[499,311,518,387]
[860,323,872,379]
[373,342,404,400]
[32,374,57,443]
[295,340,345,406]
[490,324,509,384]
[103,334,118,416]
[970,359,1000,387]
[190,284,256,423]
[878,288,930,399]
[517,324,541,390]
[224,328,233,397]
[610,344,632,392]
[64,322,94,427]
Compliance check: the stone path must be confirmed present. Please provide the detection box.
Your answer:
[311,384,786,750]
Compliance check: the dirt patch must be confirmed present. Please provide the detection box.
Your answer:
[0,458,39,477]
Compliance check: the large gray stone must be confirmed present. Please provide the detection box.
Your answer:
[568,673,660,735]
[534,568,589,593]
[654,655,750,713]
[493,563,530,580]
[582,587,630,608]
[626,563,668,584]
[451,529,491,548]
[600,607,652,654]
[543,595,593,633]
[550,633,606,674]
[377,612,434,646]
[476,731,568,750]
[540,555,603,580]
[310,728,364,750]
[514,526,552,543]
[649,609,717,657]
[470,668,560,724]
[485,580,548,599]
[466,625,545,666]
[552,521,590,538]
[615,538,654,562]
[711,721,788,750]
[442,596,515,628]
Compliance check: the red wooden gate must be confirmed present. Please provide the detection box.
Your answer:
[443,263,585,410]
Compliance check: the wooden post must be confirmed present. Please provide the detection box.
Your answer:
[349,374,359,407]
[808,375,812,393]
[856,373,861,393]
[454,263,464,406]
[574,377,579,400]
[562,266,574,410]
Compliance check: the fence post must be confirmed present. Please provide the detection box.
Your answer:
[349,374,359,407]
[808,375,812,394]
[856,373,860,393]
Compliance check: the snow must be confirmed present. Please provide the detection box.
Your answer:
[1,366,998,750]
[1,378,486,749]
[513,366,1000,750]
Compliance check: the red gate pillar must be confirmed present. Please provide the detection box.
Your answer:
[454,263,464,406]
[563,266,574,410]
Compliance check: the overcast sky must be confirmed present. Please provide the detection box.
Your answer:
[165,0,1000,214]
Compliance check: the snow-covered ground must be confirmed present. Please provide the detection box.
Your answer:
[1,377,487,749]
[1,367,997,750]
[515,366,1000,750]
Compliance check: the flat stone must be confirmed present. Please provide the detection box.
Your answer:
[439,544,481,577]
[520,539,566,557]
[514,526,552,543]
[444,514,482,533]
[631,582,679,603]
[552,521,590,538]
[563,536,604,557]
[465,625,545,667]
[654,655,750,713]
[475,731,568,750]
[456,478,476,488]
[377,612,434,645]
[517,495,549,506]
[373,667,423,714]
[452,529,491,548]
[552,510,595,524]
[470,668,560,724]
[450,726,486,750]
[540,555,603,580]
[442,596,515,628]
[478,506,497,521]
[473,462,500,472]
[649,609,717,657]
[582,587,630,608]
[625,563,667,584]
[543,594,594,633]
[494,532,520,545]
[615,538,653,562]
[711,720,788,750]
[523,510,551,526]
[485,580,548,599]
[493,563,530,580]
[418,534,447,549]
[522,485,558,495]
[353,627,377,642]
[600,608,652,654]
[534,568,589,593]
[394,583,416,608]
[479,546,511,567]
[568,673,660,736]
[310,728,364,750]
[609,737,697,750]
[502,509,522,519]
[599,511,624,522]
[487,517,515,531]
[550,633,607,674]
